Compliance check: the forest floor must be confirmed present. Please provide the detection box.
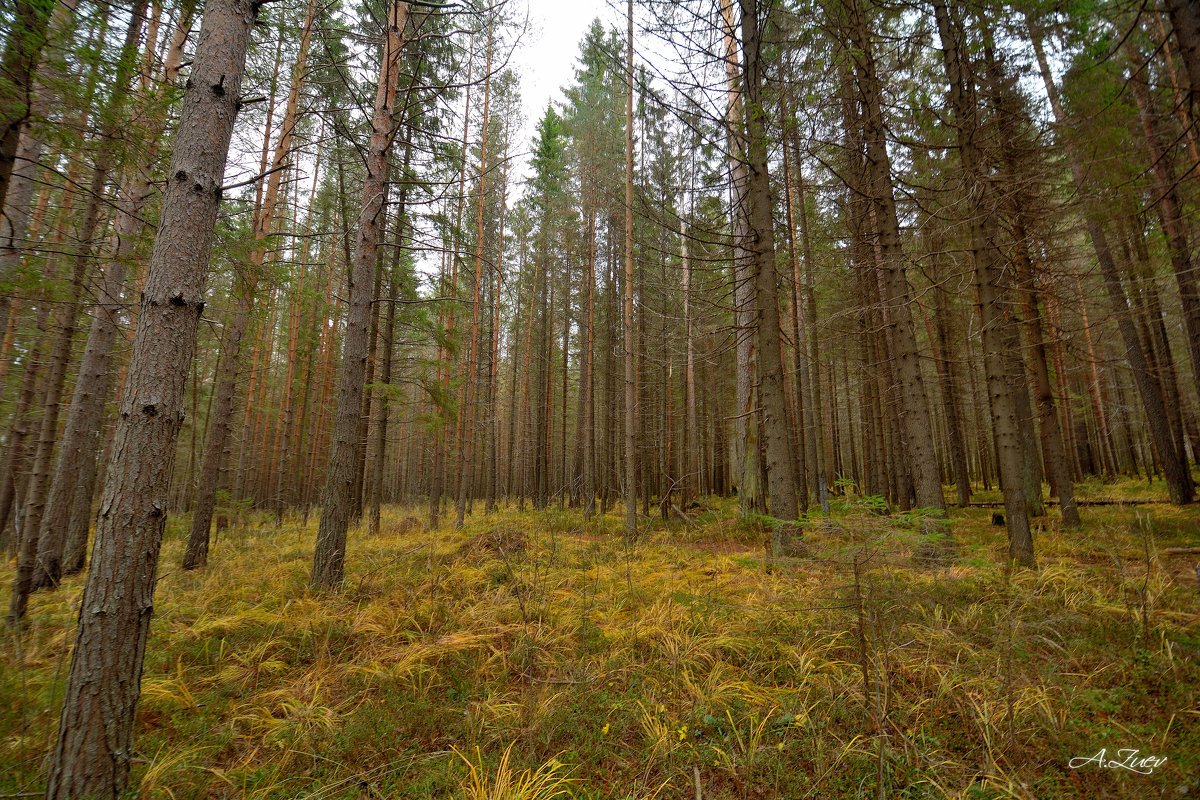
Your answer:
[2,480,1199,799]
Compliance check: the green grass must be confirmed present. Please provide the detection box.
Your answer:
[2,489,1198,798]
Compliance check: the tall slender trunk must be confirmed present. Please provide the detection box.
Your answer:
[312,0,409,588]
[0,0,60,212]
[719,0,759,517]
[843,0,945,516]
[1165,0,1200,111]
[623,0,638,539]
[1129,55,1200,405]
[740,0,797,536]
[20,0,154,599]
[185,0,316,567]
[935,0,1034,565]
[455,21,493,528]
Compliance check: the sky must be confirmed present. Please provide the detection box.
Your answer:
[505,0,613,187]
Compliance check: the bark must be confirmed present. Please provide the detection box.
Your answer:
[934,0,1034,566]
[741,0,798,536]
[312,0,409,588]
[46,0,257,792]
[185,0,316,566]
[623,0,638,539]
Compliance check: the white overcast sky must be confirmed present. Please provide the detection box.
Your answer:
[506,0,614,183]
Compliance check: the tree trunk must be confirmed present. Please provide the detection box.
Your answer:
[1165,0,1200,112]
[46,0,257,791]
[0,0,59,213]
[312,0,409,588]
[623,0,638,540]
[934,0,1034,566]
[185,0,315,566]
[740,0,797,537]
[842,0,945,516]
[24,0,157,594]
[719,0,760,515]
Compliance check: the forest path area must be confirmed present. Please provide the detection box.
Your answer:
[3,492,1199,799]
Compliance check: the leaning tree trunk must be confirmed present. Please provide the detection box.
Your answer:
[45,2,194,583]
[1129,57,1200,407]
[11,0,148,616]
[0,0,59,214]
[46,0,257,793]
[185,0,316,568]
[0,0,79,343]
[312,0,409,588]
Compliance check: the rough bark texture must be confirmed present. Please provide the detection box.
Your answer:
[623,0,638,541]
[312,0,408,588]
[46,0,256,793]
[934,0,1033,566]
[740,0,798,537]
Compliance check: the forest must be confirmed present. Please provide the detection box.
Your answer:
[0,0,1199,796]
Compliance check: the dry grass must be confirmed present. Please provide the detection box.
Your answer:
[1,489,1198,798]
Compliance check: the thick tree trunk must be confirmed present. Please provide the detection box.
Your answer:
[741,0,797,537]
[934,0,1034,566]
[312,0,408,588]
[46,0,256,792]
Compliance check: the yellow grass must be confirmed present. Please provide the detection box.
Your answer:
[1,492,1198,798]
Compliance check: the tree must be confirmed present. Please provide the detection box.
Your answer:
[312,0,410,588]
[47,0,259,791]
